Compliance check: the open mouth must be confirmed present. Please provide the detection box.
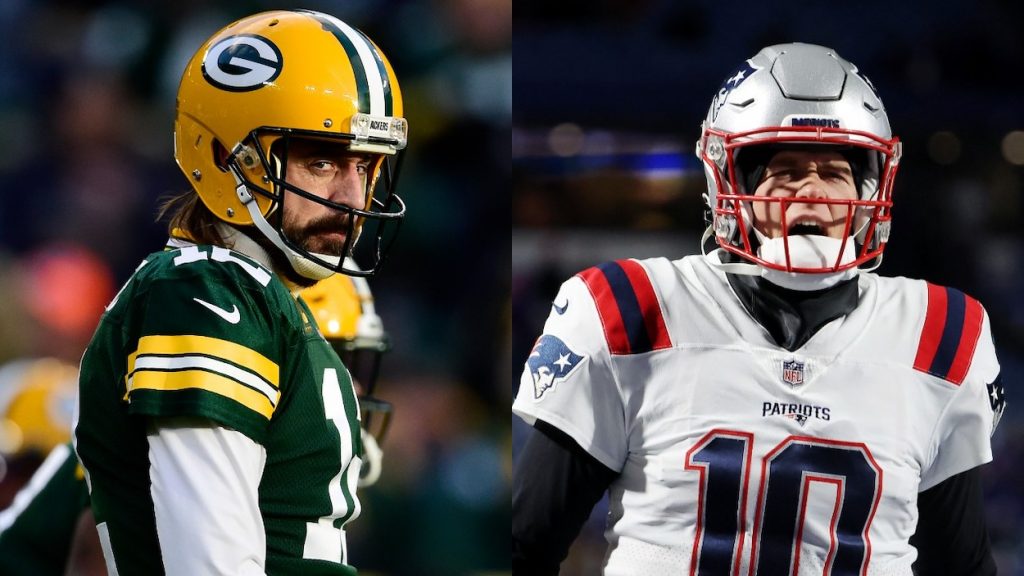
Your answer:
[787,221,826,236]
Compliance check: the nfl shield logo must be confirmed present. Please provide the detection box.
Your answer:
[782,359,805,387]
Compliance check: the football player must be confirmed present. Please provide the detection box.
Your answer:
[0,272,395,575]
[73,9,409,575]
[513,43,1006,576]
[0,358,100,575]
[301,271,394,488]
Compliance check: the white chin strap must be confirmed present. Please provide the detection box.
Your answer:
[234,176,339,281]
[702,226,859,291]
[757,234,857,291]
[358,428,383,487]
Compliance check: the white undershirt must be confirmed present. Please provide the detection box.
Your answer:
[147,417,267,576]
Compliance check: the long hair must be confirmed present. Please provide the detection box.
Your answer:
[157,191,225,246]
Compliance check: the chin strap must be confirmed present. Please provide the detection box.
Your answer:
[231,169,338,281]
[701,225,870,291]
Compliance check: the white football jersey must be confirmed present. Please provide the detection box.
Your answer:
[513,255,1002,576]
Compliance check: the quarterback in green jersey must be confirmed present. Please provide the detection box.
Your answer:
[0,273,392,576]
[73,9,409,576]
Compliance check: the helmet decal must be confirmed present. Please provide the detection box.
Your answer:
[300,10,393,116]
[785,115,842,129]
[202,34,283,92]
[710,59,760,122]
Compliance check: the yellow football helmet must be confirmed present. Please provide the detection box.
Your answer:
[0,358,78,459]
[174,9,408,278]
[301,269,392,486]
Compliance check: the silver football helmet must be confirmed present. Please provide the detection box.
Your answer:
[697,43,902,277]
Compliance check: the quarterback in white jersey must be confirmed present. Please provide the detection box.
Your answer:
[512,44,1006,576]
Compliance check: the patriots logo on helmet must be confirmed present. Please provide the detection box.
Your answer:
[526,335,584,400]
[710,60,759,121]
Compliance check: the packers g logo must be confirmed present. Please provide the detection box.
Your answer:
[202,34,283,92]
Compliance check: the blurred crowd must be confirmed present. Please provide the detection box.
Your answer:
[513,0,1024,574]
[0,0,510,575]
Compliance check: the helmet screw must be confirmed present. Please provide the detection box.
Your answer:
[226,208,235,218]
[262,175,270,184]
[323,118,333,128]
[192,169,202,181]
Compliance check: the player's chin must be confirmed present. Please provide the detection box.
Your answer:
[301,233,347,256]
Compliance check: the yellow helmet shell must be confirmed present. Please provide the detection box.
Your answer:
[0,358,78,456]
[174,9,405,225]
[302,273,362,340]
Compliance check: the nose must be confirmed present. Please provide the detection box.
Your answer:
[793,172,827,200]
[328,163,366,207]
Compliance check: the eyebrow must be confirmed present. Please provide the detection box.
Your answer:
[769,157,853,176]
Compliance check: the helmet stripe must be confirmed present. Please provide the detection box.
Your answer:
[351,27,394,116]
[302,11,390,116]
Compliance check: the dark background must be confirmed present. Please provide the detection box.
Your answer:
[513,1,1024,574]
[0,1,510,575]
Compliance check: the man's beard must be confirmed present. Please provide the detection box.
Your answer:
[242,212,356,288]
[284,213,352,257]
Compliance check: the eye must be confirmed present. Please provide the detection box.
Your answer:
[824,169,853,183]
[309,159,337,174]
[354,157,372,176]
[765,168,796,183]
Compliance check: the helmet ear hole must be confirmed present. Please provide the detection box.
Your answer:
[212,139,231,172]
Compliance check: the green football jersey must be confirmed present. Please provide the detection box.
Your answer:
[0,442,90,576]
[74,244,363,575]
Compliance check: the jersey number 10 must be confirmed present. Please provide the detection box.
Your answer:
[685,430,882,576]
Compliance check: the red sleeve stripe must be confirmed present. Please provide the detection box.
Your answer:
[913,283,984,385]
[578,265,631,355]
[913,283,947,375]
[618,259,672,352]
[577,260,671,355]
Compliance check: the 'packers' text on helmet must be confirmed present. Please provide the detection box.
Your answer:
[697,43,901,277]
[175,10,408,278]
[301,267,392,487]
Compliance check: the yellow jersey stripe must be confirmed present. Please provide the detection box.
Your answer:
[130,335,279,387]
[128,369,276,420]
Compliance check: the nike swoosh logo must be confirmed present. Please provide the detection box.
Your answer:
[192,298,241,324]
[552,300,568,315]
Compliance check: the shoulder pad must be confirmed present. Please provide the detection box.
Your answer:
[576,259,671,355]
[913,283,985,385]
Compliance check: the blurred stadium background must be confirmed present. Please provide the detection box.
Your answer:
[0,0,509,575]
[513,1,1024,574]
